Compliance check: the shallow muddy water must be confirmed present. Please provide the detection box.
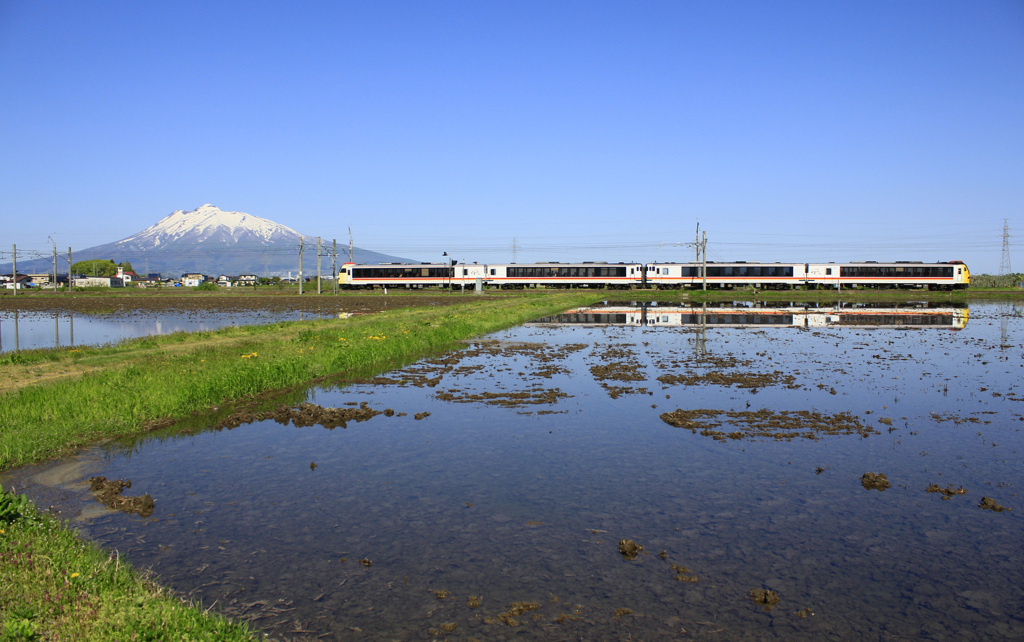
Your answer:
[0,309,332,353]
[4,301,1023,640]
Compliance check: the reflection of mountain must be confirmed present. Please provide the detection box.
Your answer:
[532,302,969,330]
[2,204,415,278]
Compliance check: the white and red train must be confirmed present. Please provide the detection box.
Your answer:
[338,260,970,290]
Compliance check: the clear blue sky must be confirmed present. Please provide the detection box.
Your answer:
[2,1,1022,272]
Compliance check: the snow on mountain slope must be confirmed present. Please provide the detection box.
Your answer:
[120,204,303,247]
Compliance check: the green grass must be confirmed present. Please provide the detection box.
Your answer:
[0,292,601,471]
[0,291,603,640]
[1,490,253,641]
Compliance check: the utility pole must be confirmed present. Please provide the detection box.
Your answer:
[67,247,72,293]
[52,243,57,291]
[316,236,322,295]
[701,230,707,291]
[11,244,15,296]
[1000,219,1012,275]
[298,238,304,295]
[512,238,519,263]
[332,238,338,295]
[348,226,354,263]
[695,221,700,264]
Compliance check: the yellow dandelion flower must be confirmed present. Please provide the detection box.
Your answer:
[71,572,79,578]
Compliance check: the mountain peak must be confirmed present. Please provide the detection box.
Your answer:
[124,204,304,246]
[1,204,416,276]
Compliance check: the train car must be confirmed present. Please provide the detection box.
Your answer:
[645,262,803,289]
[485,262,644,289]
[645,261,970,290]
[339,262,488,289]
[815,261,970,290]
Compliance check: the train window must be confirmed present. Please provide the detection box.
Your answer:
[826,268,832,275]
[662,268,669,275]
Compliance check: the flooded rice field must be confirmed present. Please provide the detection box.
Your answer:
[3,301,1023,640]
[0,294,456,352]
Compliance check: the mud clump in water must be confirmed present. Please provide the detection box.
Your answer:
[487,601,541,627]
[749,588,781,611]
[979,497,1011,512]
[88,476,154,518]
[657,370,799,390]
[660,408,876,441]
[926,483,967,500]
[436,388,568,407]
[215,402,385,430]
[861,472,891,491]
[618,539,643,560]
[671,563,699,582]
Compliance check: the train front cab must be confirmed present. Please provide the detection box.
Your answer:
[951,261,969,289]
[338,262,355,288]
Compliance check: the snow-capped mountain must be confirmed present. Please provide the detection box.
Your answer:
[3,205,415,278]
[118,204,304,249]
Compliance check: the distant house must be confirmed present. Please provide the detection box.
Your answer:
[181,273,206,287]
[216,275,237,287]
[74,276,125,288]
[114,266,140,285]
[237,274,258,286]
[133,274,159,286]
[2,274,34,289]
[26,273,53,286]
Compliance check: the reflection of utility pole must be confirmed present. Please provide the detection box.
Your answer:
[695,303,707,358]
[1000,302,1021,349]
[1000,219,1012,275]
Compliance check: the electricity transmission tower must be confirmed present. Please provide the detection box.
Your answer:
[1000,219,1012,275]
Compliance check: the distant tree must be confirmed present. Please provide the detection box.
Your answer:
[72,259,116,277]
[972,273,1024,288]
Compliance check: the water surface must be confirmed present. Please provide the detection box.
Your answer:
[4,302,1022,640]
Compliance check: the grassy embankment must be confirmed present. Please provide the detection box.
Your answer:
[0,291,603,641]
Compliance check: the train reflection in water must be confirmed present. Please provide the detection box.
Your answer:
[532,301,969,330]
